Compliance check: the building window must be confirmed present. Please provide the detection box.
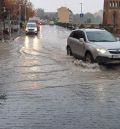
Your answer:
[110,1,112,7]
[115,1,118,7]
[109,1,120,8]
[113,2,115,7]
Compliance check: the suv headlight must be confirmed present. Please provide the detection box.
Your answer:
[34,28,37,31]
[97,48,107,54]
[25,28,28,31]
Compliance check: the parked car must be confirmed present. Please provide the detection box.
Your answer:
[67,28,120,64]
[25,22,38,35]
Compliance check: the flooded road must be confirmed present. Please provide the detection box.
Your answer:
[0,25,120,129]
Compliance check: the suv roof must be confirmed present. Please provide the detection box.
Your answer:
[73,28,105,32]
[27,22,36,24]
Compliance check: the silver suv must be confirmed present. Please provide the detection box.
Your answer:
[25,22,38,35]
[67,29,120,64]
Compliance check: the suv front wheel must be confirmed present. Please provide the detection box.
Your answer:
[85,52,94,63]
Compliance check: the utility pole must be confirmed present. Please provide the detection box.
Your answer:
[8,10,11,38]
[18,4,21,35]
[2,7,6,42]
[80,3,83,14]
[25,0,28,24]
[3,7,6,30]
[80,3,84,25]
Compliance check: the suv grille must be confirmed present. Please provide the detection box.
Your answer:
[109,49,120,54]
[29,29,34,32]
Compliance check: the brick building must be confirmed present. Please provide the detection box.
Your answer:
[103,0,120,33]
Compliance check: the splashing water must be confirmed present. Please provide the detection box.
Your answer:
[73,60,101,72]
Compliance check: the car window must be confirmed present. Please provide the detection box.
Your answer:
[70,31,79,39]
[70,31,86,41]
[70,31,75,38]
[27,24,36,27]
[86,30,117,42]
[73,31,79,39]
[77,31,86,41]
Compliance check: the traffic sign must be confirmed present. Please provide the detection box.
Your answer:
[80,13,84,18]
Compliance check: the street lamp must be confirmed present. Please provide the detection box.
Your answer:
[80,3,84,24]
[24,0,28,23]
[1,7,7,42]
[80,3,83,14]
[3,7,6,30]
[8,10,11,38]
[18,4,22,34]
[25,0,27,23]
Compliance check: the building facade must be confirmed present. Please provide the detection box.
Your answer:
[57,7,73,24]
[103,0,120,33]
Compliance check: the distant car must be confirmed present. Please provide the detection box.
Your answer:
[28,19,40,31]
[25,22,38,35]
[67,28,120,65]
[49,21,54,25]
[39,22,45,25]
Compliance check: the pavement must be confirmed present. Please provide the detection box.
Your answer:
[0,29,25,43]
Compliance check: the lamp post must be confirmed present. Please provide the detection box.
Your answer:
[8,10,11,38]
[1,7,6,42]
[24,0,28,24]
[80,3,84,24]
[80,3,83,14]
[18,4,22,34]
[25,2,26,23]
[3,7,6,30]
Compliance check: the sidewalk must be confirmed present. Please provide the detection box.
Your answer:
[0,29,25,43]
[11,29,25,39]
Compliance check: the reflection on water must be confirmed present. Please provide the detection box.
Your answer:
[22,35,43,56]
[33,36,39,50]
[39,25,43,38]
[25,36,29,49]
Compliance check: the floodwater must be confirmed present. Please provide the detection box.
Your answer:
[0,25,120,129]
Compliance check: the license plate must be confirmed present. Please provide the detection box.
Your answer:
[29,29,34,32]
[112,55,120,58]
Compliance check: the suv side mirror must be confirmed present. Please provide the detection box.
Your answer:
[79,38,85,42]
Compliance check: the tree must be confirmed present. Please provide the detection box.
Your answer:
[35,8,45,19]
[0,0,5,20]
[3,0,34,21]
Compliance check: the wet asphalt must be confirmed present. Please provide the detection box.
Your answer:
[0,25,120,129]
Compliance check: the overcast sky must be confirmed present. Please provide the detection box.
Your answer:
[30,0,104,14]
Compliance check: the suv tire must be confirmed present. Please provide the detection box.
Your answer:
[85,52,94,63]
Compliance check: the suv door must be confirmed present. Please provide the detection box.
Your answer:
[68,31,80,55]
[75,31,86,57]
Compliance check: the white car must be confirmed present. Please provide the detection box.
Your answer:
[25,22,38,35]
[67,28,120,64]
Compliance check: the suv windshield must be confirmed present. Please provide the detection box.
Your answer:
[27,24,36,28]
[86,30,117,42]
